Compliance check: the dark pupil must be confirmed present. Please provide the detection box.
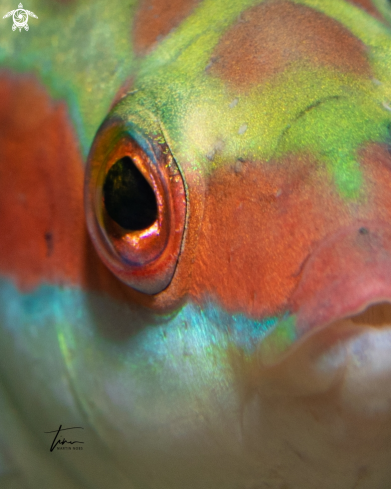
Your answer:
[103,157,158,231]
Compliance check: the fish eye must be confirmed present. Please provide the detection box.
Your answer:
[84,116,186,295]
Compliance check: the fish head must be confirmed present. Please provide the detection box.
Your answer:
[78,1,391,486]
[3,1,391,488]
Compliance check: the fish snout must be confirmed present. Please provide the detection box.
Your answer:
[291,221,391,337]
[261,222,391,407]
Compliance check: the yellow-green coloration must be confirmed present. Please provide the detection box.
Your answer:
[2,0,391,198]
[130,0,391,199]
[0,0,138,154]
[370,0,391,23]
[258,315,297,365]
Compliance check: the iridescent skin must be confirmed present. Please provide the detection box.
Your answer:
[2,1,391,488]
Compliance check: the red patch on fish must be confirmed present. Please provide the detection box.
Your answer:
[290,222,391,337]
[0,72,134,303]
[0,72,84,289]
[208,0,371,90]
[133,0,201,55]
[188,147,391,319]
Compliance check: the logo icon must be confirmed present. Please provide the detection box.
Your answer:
[3,3,38,32]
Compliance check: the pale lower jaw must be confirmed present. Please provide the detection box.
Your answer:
[259,302,391,401]
[319,322,391,415]
[236,304,391,489]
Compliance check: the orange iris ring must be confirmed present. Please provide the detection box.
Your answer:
[85,119,186,295]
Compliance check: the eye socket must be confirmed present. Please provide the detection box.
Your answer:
[84,116,186,295]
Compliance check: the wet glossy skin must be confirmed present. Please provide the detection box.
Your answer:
[2,1,391,488]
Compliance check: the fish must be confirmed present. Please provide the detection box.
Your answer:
[1,0,391,487]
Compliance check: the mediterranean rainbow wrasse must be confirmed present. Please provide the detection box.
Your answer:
[2,0,391,487]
